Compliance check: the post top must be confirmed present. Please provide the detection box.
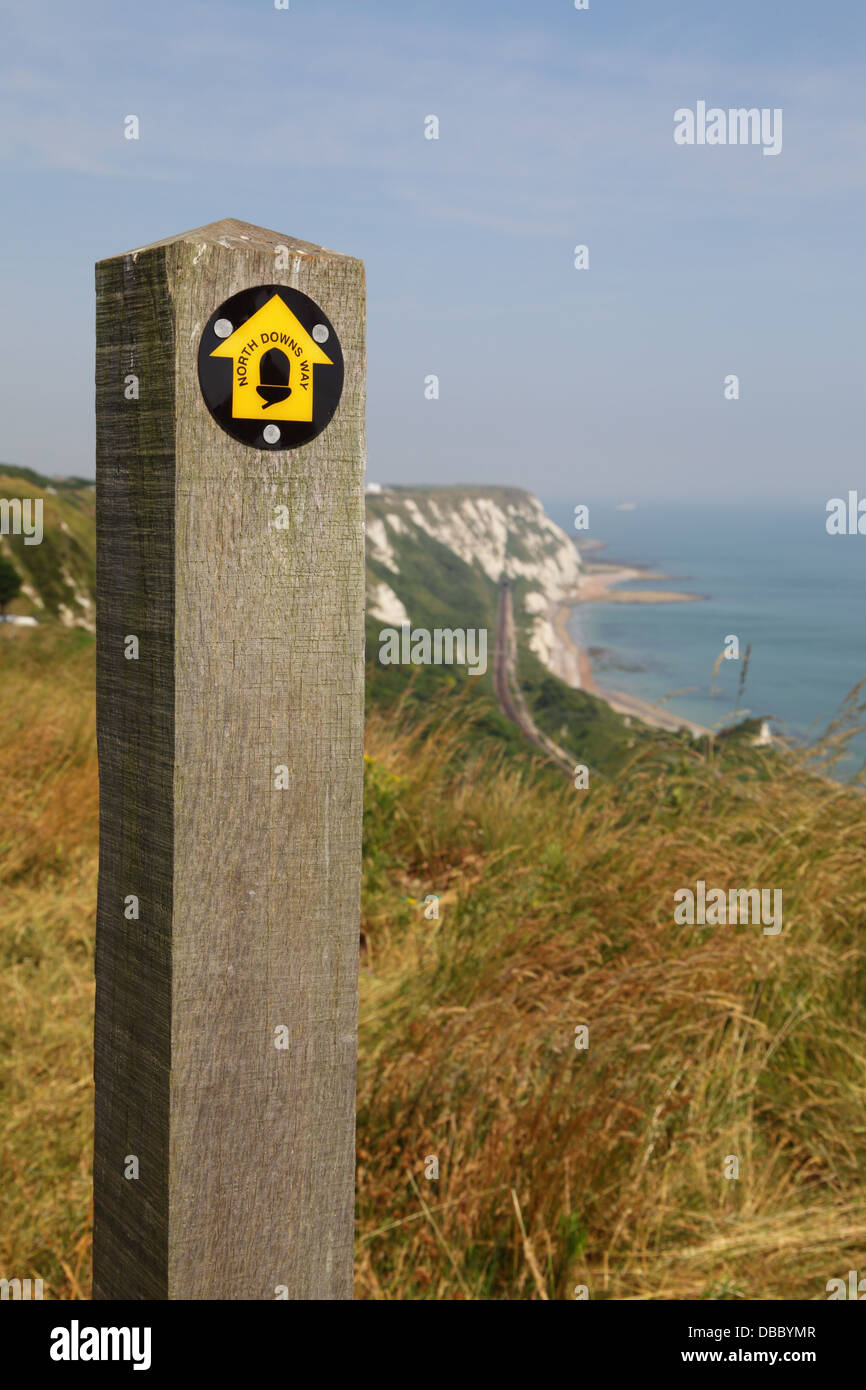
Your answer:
[98,218,359,268]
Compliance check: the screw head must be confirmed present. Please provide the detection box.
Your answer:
[214,318,233,338]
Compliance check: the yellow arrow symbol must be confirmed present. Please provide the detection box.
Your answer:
[210,294,333,423]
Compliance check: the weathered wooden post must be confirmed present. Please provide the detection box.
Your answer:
[93,219,365,1299]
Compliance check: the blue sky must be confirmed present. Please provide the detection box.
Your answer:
[0,0,863,501]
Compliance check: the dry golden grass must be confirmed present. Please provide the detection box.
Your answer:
[356,702,866,1299]
[0,625,97,1299]
[2,627,865,1300]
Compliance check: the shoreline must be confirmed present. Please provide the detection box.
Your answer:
[549,563,713,738]
[574,561,705,605]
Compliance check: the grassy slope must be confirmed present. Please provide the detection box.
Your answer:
[2,622,865,1299]
[359,690,866,1299]
[0,626,97,1298]
[0,467,96,624]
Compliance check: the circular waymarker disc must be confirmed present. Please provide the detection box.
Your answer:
[197,284,344,450]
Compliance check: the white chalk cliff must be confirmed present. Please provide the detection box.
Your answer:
[365,486,581,682]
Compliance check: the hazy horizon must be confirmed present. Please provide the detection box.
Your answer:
[0,461,856,524]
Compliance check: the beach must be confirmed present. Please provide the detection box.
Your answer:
[550,562,712,737]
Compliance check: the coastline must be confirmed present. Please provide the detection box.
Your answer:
[549,562,713,738]
[573,561,704,606]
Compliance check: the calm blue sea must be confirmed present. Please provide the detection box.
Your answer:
[541,500,866,776]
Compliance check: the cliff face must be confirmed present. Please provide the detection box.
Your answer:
[365,484,581,676]
[0,469,582,677]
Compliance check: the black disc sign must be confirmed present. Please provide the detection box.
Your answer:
[197,284,344,450]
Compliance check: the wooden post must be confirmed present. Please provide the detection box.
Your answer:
[93,219,365,1300]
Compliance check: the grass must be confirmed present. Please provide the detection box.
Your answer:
[0,625,97,1299]
[2,624,866,1299]
[356,699,866,1298]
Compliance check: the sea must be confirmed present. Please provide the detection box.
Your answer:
[541,499,866,778]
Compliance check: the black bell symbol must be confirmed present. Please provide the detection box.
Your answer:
[256,348,292,409]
